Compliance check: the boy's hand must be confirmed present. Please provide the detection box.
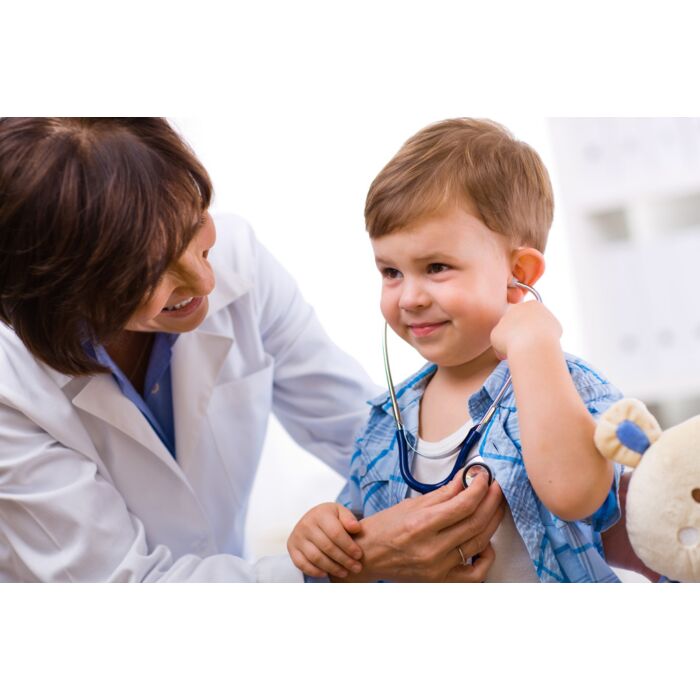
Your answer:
[490,300,562,361]
[287,502,364,579]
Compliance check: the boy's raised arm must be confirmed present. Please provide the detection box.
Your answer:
[491,300,615,522]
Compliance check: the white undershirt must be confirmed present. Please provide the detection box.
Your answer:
[411,422,539,582]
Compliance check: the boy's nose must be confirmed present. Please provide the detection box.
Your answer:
[399,279,429,310]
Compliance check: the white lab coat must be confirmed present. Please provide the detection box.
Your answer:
[0,214,376,582]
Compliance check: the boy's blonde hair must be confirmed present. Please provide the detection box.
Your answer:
[365,118,554,252]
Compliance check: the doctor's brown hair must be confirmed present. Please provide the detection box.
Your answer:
[364,118,553,252]
[0,118,212,375]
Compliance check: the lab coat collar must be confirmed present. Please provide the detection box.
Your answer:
[45,296,237,477]
[44,367,74,389]
[206,259,253,316]
[55,323,233,481]
[70,372,182,472]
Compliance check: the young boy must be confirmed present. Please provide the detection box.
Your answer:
[288,118,623,582]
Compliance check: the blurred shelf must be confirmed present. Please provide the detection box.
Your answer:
[548,118,700,417]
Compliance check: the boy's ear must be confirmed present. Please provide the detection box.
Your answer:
[507,247,545,303]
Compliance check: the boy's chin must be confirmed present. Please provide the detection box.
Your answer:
[426,346,500,369]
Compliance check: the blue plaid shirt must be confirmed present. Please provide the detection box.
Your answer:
[338,354,624,583]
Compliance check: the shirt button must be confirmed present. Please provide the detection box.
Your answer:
[151,383,160,395]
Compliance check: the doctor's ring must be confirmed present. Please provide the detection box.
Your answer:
[457,546,468,566]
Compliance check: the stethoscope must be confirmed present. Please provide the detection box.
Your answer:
[382,279,542,494]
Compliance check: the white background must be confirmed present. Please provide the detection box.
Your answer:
[4,0,700,697]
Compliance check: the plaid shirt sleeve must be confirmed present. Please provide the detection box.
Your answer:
[579,383,625,532]
[337,440,367,519]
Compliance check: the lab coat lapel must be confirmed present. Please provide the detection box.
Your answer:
[71,372,180,471]
[169,248,245,472]
[69,328,235,479]
[170,327,233,472]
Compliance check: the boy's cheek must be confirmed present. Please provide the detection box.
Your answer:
[380,305,407,343]
[379,296,397,324]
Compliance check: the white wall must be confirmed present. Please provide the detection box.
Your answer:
[548,118,700,422]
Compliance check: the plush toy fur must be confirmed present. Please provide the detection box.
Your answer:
[595,398,700,582]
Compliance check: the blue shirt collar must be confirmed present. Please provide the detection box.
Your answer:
[369,359,515,422]
[83,333,177,381]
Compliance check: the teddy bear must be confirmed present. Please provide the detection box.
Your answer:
[594,397,700,582]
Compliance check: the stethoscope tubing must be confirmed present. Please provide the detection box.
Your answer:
[394,412,494,493]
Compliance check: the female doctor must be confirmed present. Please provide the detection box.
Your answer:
[0,117,505,582]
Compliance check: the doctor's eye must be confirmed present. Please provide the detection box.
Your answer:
[381,267,402,280]
[427,262,450,274]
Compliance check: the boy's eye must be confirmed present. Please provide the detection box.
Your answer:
[427,262,450,274]
[381,267,402,279]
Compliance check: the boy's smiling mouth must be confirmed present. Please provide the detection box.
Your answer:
[407,321,448,338]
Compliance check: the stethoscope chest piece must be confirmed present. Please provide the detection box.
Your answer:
[461,461,494,489]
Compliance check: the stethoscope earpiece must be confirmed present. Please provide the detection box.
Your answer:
[508,278,542,302]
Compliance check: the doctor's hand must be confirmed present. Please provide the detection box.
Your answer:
[287,503,364,579]
[333,470,505,583]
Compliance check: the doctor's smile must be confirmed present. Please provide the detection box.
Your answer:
[160,295,204,317]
